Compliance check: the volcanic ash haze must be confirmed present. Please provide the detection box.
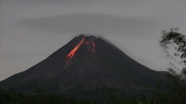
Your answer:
[0,35,168,95]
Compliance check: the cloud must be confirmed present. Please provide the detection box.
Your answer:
[17,13,158,35]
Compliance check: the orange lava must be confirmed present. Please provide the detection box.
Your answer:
[92,42,96,53]
[65,38,85,65]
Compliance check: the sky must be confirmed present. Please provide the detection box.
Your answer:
[0,0,186,81]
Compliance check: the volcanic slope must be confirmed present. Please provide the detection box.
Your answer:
[0,35,168,95]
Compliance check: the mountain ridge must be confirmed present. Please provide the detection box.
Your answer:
[0,35,168,95]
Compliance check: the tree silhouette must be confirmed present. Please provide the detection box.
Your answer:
[160,28,186,104]
[160,28,186,74]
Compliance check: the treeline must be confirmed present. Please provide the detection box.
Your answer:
[0,89,93,104]
[0,83,186,104]
[0,88,139,104]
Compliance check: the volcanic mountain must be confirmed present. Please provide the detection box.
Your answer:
[0,35,168,97]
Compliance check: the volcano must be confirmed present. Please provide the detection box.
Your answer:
[0,35,168,98]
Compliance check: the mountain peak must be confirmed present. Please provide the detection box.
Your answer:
[64,34,98,68]
[77,34,99,41]
[0,34,168,95]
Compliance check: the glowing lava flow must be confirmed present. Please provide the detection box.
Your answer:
[92,42,96,53]
[65,38,85,65]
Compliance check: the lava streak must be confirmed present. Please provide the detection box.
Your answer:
[65,38,85,65]
[92,42,96,53]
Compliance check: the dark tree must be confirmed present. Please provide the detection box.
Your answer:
[160,28,186,80]
[160,28,186,104]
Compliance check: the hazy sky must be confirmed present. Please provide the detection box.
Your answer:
[1,0,186,81]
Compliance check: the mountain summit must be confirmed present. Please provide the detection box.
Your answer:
[0,35,167,96]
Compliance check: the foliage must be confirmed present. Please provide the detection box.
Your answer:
[160,28,186,68]
[160,28,186,78]
[159,28,186,104]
